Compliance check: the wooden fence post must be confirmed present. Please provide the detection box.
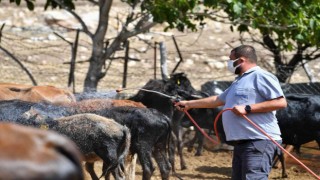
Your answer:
[122,40,129,88]
[159,42,169,80]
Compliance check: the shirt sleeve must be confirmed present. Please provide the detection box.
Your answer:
[256,72,284,100]
[218,87,230,103]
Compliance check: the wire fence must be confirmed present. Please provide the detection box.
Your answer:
[0,24,319,96]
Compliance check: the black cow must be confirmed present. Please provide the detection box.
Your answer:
[181,80,228,156]
[277,94,320,152]
[54,113,131,180]
[129,73,201,171]
[0,100,172,180]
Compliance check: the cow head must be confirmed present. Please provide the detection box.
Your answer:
[168,73,202,100]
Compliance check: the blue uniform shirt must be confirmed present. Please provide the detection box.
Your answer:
[218,66,284,141]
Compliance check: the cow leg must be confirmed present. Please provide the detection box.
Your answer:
[171,123,187,170]
[316,134,320,149]
[278,151,288,178]
[95,149,119,179]
[194,130,205,156]
[177,127,187,170]
[85,162,99,180]
[153,143,171,180]
[168,132,177,173]
[185,130,197,152]
[294,144,302,155]
[172,111,187,170]
[153,137,171,180]
[272,145,288,178]
[136,146,154,180]
[104,171,111,180]
[104,162,126,180]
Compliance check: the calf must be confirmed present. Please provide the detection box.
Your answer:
[129,73,200,171]
[0,122,83,180]
[0,100,172,180]
[52,114,130,180]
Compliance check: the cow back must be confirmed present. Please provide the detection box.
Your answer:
[0,122,83,180]
[0,83,76,105]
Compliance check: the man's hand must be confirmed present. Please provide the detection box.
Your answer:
[232,105,247,116]
[174,100,190,111]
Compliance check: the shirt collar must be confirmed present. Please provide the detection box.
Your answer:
[235,66,260,80]
[243,66,260,74]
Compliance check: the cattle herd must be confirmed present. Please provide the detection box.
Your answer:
[0,73,319,180]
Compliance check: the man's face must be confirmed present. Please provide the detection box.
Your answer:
[229,51,242,74]
[229,52,241,67]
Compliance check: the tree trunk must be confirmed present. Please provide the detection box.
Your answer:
[262,34,302,83]
[83,0,113,92]
[84,56,106,92]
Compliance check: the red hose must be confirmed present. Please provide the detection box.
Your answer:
[183,108,319,179]
[212,108,320,179]
[183,110,219,145]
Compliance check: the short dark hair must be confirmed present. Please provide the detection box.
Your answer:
[232,45,257,63]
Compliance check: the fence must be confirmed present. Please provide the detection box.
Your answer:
[0,24,319,95]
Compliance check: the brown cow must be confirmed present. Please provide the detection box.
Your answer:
[0,83,76,105]
[0,122,84,180]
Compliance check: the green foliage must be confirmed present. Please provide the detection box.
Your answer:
[142,0,202,31]
[7,0,34,10]
[6,0,320,51]
[208,0,320,50]
[44,0,75,10]
[5,0,75,10]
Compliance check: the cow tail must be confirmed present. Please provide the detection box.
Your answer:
[118,126,131,174]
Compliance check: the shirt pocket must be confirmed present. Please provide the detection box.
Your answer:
[235,88,249,104]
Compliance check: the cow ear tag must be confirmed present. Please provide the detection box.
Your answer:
[40,124,49,130]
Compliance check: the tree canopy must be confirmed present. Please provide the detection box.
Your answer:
[4,0,320,87]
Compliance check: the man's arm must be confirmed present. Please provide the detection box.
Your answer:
[175,95,224,111]
[232,96,287,115]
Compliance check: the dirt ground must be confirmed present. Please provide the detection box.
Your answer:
[1,2,319,180]
[83,142,319,180]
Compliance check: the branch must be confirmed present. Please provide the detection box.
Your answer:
[52,0,93,37]
[304,52,320,61]
[122,21,157,40]
[87,0,99,5]
[53,32,72,45]
[0,46,37,85]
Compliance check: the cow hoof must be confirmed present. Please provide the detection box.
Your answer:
[181,165,187,170]
[194,152,202,156]
[282,174,288,178]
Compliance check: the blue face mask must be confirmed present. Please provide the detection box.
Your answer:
[227,58,241,74]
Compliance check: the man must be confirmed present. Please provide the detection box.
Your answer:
[175,45,287,179]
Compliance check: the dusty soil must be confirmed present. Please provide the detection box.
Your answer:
[0,2,319,180]
[83,142,319,180]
